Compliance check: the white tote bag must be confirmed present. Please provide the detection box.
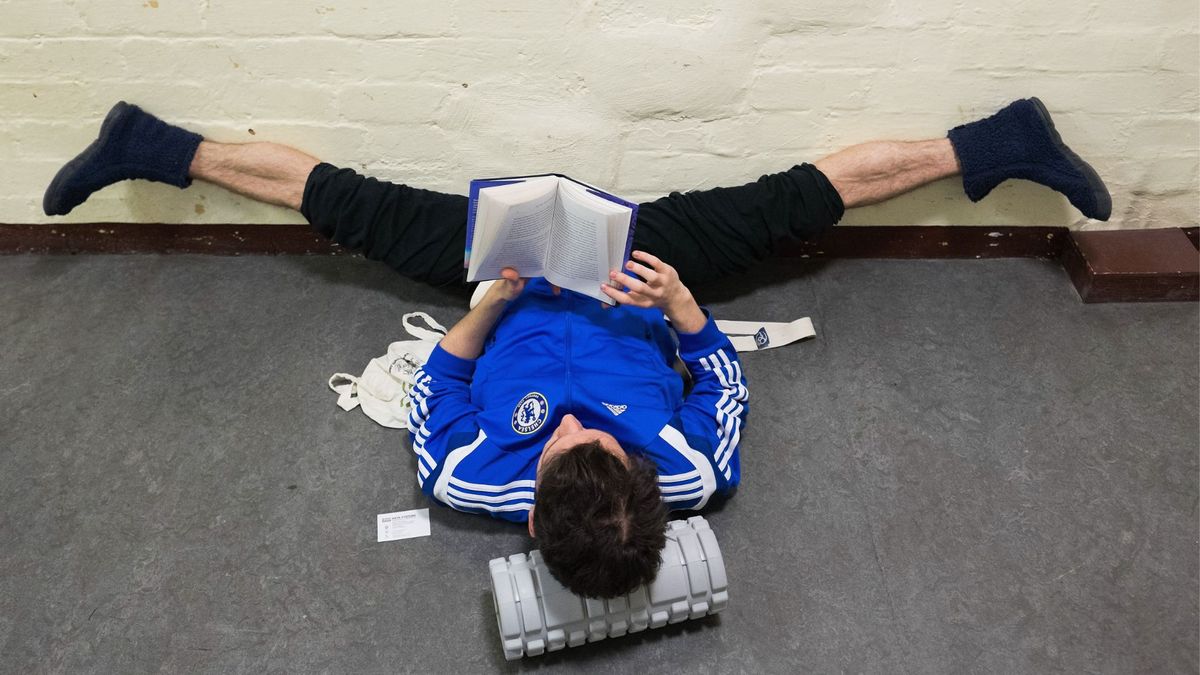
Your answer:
[327,312,447,429]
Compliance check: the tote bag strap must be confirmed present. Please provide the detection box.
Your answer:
[402,311,448,343]
[715,317,815,352]
[328,373,360,411]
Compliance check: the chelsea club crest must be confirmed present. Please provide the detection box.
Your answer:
[512,392,549,435]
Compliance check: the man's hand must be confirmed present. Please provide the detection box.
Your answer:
[482,267,527,305]
[440,267,527,360]
[601,250,708,333]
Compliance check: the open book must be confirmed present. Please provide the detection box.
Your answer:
[464,174,638,304]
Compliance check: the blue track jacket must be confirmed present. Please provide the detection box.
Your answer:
[407,278,748,523]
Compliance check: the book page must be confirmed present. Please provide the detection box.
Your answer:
[467,177,559,281]
[543,181,632,303]
[606,209,631,279]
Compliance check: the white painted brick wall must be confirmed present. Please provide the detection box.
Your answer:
[1,0,1196,230]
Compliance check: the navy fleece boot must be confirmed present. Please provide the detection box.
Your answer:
[43,101,203,216]
[947,98,1111,221]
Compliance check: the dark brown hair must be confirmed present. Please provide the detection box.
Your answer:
[533,441,668,598]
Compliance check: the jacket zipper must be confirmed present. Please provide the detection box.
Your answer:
[564,293,573,410]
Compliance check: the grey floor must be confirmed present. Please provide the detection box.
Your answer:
[0,254,1197,674]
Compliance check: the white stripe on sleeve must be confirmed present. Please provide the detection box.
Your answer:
[657,425,716,509]
[658,479,704,495]
[431,429,488,507]
[657,469,701,484]
[446,486,535,504]
[445,494,533,514]
[717,350,749,400]
[449,477,537,492]
[662,490,704,504]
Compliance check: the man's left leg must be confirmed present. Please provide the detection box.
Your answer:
[42,101,321,215]
[189,142,470,286]
[188,140,319,210]
[44,101,470,286]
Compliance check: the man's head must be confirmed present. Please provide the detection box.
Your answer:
[528,414,667,598]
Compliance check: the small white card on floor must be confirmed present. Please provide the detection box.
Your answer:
[377,509,431,542]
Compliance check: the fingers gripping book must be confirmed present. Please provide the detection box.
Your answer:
[464,175,639,304]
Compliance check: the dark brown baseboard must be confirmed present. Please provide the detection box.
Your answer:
[1,222,1195,303]
[777,225,1067,259]
[0,222,341,255]
[1061,228,1199,303]
[0,223,1066,259]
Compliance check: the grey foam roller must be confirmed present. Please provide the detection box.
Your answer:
[489,515,728,660]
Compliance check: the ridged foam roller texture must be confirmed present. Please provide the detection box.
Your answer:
[489,515,728,661]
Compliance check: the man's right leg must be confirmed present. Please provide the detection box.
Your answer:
[813,99,1112,218]
[813,138,960,208]
[633,98,1112,288]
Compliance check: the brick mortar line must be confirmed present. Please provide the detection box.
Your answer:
[1,29,1196,43]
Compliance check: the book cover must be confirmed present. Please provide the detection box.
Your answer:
[464,174,638,285]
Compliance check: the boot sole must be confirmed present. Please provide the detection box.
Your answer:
[1028,97,1112,221]
[42,101,133,216]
